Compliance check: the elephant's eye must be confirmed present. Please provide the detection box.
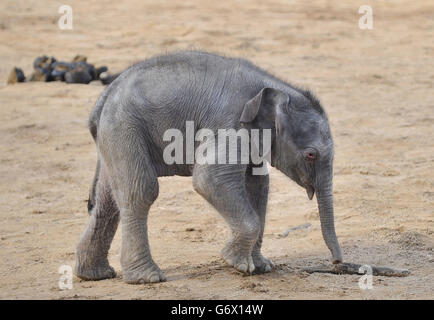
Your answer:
[304,149,317,161]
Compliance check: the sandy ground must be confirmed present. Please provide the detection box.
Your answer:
[0,0,433,299]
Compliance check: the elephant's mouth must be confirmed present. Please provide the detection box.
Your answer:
[306,185,315,200]
[294,168,315,200]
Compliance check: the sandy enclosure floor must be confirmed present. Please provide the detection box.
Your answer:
[0,0,433,299]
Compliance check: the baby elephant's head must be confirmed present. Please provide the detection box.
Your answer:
[240,87,342,264]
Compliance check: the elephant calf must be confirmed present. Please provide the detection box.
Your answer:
[75,51,343,284]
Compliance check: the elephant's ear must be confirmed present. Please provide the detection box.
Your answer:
[240,88,290,129]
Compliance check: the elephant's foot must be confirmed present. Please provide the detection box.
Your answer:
[221,242,255,275]
[252,252,275,274]
[74,261,116,281]
[123,262,166,284]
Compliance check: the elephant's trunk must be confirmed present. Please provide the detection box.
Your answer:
[316,181,342,264]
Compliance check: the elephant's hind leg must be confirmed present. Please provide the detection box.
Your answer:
[75,163,119,280]
[105,142,165,284]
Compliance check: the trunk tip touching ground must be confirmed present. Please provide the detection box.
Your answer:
[302,262,410,277]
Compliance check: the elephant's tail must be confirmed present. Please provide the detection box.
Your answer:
[87,157,100,215]
[87,85,111,214]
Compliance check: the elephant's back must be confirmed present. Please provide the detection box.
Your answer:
[95,51,272,142]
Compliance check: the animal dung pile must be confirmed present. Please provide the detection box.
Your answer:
[7,55,119,85]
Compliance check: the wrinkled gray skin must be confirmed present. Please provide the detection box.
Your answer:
[75,51,342,283]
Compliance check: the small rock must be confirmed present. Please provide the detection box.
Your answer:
[89,80,102,86]
[31,209,45,214]
[85,63,97,80]
[96,66,108,79]
[186,227,195,232]
[29,69,51,82]
[50,61,73,81]
[7,67,25,84]
[65,65,93,84]
[72,55,87,63]
[33,56,56,79]
[100,72,120,85]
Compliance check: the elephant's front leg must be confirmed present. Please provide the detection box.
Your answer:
[193,165,261,274]
[245,167,274,273]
